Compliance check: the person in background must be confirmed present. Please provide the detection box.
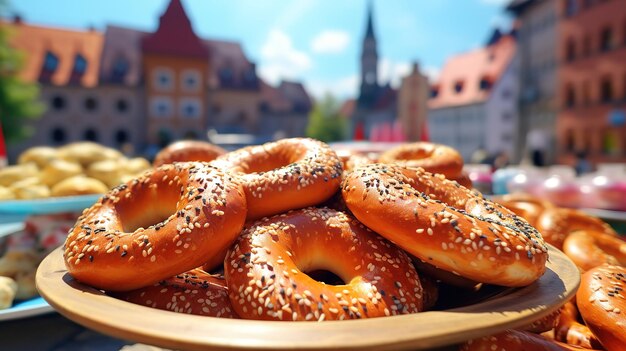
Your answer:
[574,151,593,175]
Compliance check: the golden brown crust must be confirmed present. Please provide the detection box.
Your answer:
[492,194,554,228]
[522,309,561,334]
[577,265,626,351]
[213,138,343,220]
[563,230,626,272]
[555,301,603,349]
[342,164,548,287]
[153,140,226,167]
[460,329,586,351]
[378,142,464,179]
[536,208,617,249]
[335,149,373,172]
[64,162,247,291]
[111,269,237,318]
[225,207,424,321]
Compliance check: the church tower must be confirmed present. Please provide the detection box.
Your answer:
[357,1,379,108]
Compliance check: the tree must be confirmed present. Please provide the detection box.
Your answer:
[0,1,44,144]
[306,94,347,143]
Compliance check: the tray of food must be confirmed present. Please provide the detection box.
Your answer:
[0,142,151,215]
[34,139,609,350]
[37,244,578,350]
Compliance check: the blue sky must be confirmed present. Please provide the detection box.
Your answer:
[8,0,512,98]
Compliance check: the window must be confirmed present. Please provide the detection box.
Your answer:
[114,129,129,145]
[501,133,513,142]
[179,98,201,119]
[111,57,129,83]
[501,112,513,122]
[83,128,99,142]
[600,26,614,52]
[115,99,129,113]
[43,51,59,72]
[73,54,87,75]
[258,102,270,113]
[244,68,256,83]
[50,95,66,110]
[50,127,66,144]
[565,38,576,61]
[153,68,174,91]
[84,97,98,111]
[430,87,439,98]
[600,76,613,103]
[501,89,512,99]
[453,81,464,94]
[150,97,173,118]
[583,0,594,8]
[564,0,578,16]
[565,84,576,107]
[181,69,201,92]
[479,77,492,91]
[219,67,234,85]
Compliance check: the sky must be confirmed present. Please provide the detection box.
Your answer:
[7,0,512,99]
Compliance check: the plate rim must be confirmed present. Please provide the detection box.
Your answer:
[0,297,54,322]
[36,245,580,351]
[0,194,101,215]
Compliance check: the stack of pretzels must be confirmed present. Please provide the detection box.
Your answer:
[459,194,626,351]
[60,138,621,349]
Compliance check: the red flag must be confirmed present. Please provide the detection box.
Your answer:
[353,122,365,141]
[0,121,7,167]
[420,120,430,142]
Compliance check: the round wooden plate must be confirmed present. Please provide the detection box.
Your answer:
[37,246,579,351]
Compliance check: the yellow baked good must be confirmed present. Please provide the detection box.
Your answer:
[0,276,18,310]
[40,159,83,187]
[17,146,59,169]
[51,175,108,197]
[0,163,38,187]
[0,186,15,200]
[86,160,124,189]
[58,142,123,167]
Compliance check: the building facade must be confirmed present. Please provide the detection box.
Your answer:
[556,0,626,165]
[397,63,429,141]
[5,0,311,160]
[507,0,559,165]
[428,33,519,162]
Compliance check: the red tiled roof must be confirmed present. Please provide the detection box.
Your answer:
[4,20,104,87]
[428,35,516,109]
[141,0,208,59]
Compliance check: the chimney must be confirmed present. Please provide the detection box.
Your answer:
[13,14,22,24]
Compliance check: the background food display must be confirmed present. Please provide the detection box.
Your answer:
[0,142,151,200]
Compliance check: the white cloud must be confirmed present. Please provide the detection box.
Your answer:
[307,75,359,100]
[479,0,510,5]
[378,58,412,88]
[423,65,441,82]
[258,29,312,85]
[310,30,350,54]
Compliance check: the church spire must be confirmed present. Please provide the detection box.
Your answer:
[365,0,375,39]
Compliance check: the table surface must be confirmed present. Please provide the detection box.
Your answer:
[0,312,459,351]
